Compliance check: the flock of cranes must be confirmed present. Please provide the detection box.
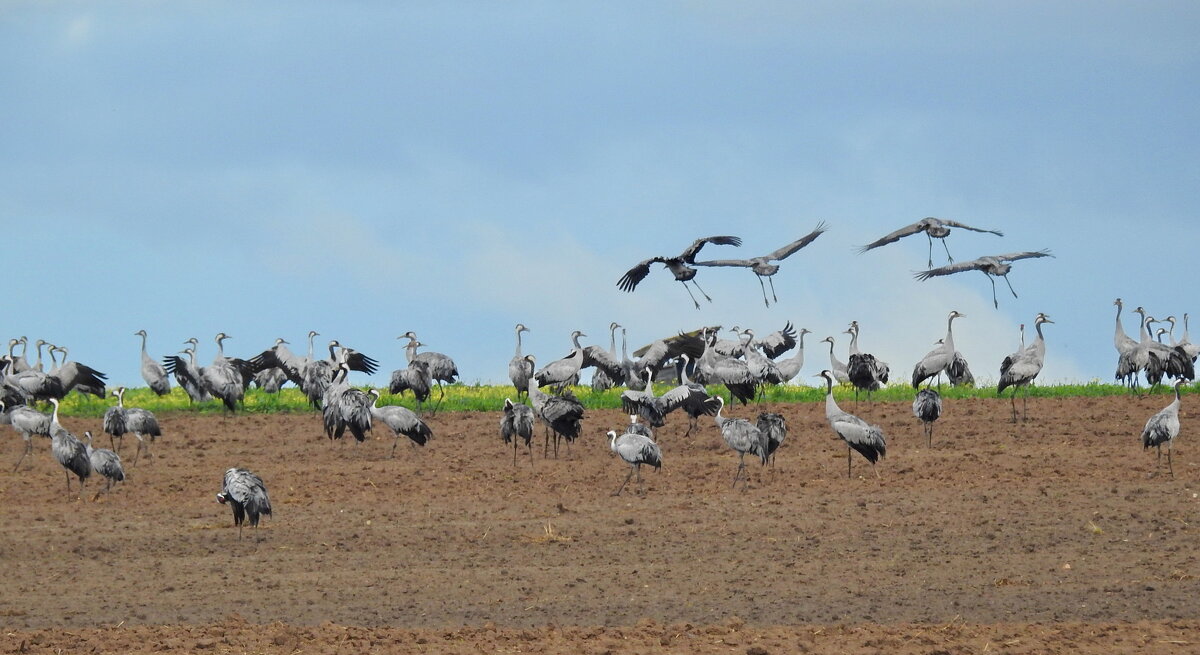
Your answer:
[1,206,1197,528]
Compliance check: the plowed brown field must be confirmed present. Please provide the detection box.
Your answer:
[2,393,1198,654]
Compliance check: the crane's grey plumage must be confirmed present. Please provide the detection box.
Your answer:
[859,217,1004,268]
[399,332,458,412]
[817,370,886,478]
[912,311,966,388]
[998,313,1054,422]
[201,333,248,412]
[83,431,125,499]
[607,429,662,496]
[1,400,51,472]
[1136,310,1195,389]
[694,222,827,307]
[617,235,742,309]
[626,330,708,387]
[136,330,171,396]
[162,346,211,403]
[500,398,535,465]
[1180,314,1200,363]
[535,330,625,393]
[591,322,623,391]
[915,250,1054,308]
[756,412,787,467]
[216,467,272,540]
[713,396,767,489]
[6,347,107,402]
[773,328,811,383]
[527,367,584,458]
[694,331,757,406]
[508,324,533,399]
[48,398,91,499]
[104,386,162,464]
[1113,299,1140,389]
[322,363,373,444]
[368,389,432,458]
[389,355,434,415]
[625,414,655,440]
[821,336,850,385]
[1142,379,1185,476]
[845,322,889,403]
[913,388,942,447]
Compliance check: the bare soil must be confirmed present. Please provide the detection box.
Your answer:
[2,393,1198,653]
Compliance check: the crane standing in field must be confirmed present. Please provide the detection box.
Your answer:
[103,386,163,464]
[1,399,51,472]
[820,336,851,385]
[135,330,171,396]
[367,389,432,457]
[914,250,1054,309]
[693,222,828,307]
[912,311,966,388]
[399,332,459,412]
[48,398,91,499]
[713,396,767,490]
[1142,379,1185,476]
[606,429,662,496]
[216,467,272,540]
[845,321,889,404]
[500,398,535,466]
[757,412,787,467]
[817,370,886,478]
[83,431,125,500]
[998,313,1054,423]
[508,324,533,399]
[859,217,1004,269]
[617,235,742,309]
[912,388,942,447]
[526,358,585,458]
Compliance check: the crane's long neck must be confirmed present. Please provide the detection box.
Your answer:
[139,333,149,355]
[847,329,861,355]
[1137,311,1151,342]
[571,332,583,349]
[643,370,655,397]
[1185,315,1192,343]
[307,334,316,360]
[514,329,524,357]
[823,377,840,417]
[1167,318,1178,346]
[117,391,125,409]
[1115,302,1129,346]
[944,316,957,353]
[406,342,418,362]
[621,329,629,363]
[608,326,618,356]
[34,342,44,370]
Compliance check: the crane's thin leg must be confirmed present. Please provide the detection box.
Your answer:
[757,275,770,307]
[392,437,400,459]
[926,234,935,269]
[1168,445,1174,477]
[1022,385,1030,422]
[543,427,550,458]
[986,273,999,308]
[1010,388,1019,423]
[733,453,746,489]
[432,381,446,414]
[512,440,517,466]
[1002,274,1018,299]
[768,276,779,304]
[847,444,852,478]
[941,238,954,264]
[613,466,634,496]
[680,282,701,309]
[12,438,32,472]
[690,279,714,303]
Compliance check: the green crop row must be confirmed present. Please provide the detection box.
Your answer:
[43,379,1193,417]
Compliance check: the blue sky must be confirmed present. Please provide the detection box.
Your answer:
[2,2,1197,389]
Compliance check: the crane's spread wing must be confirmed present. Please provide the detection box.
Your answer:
[582,345,625,381]
[912,257,993,281]
[936,219,1003,236]
[691,258,754,267]
[857,220,931,254]
[758,321,797,359]
[766,221,828,261]
[679,235,742,262]
[617,257,666,292]
[997,249,1053,263]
